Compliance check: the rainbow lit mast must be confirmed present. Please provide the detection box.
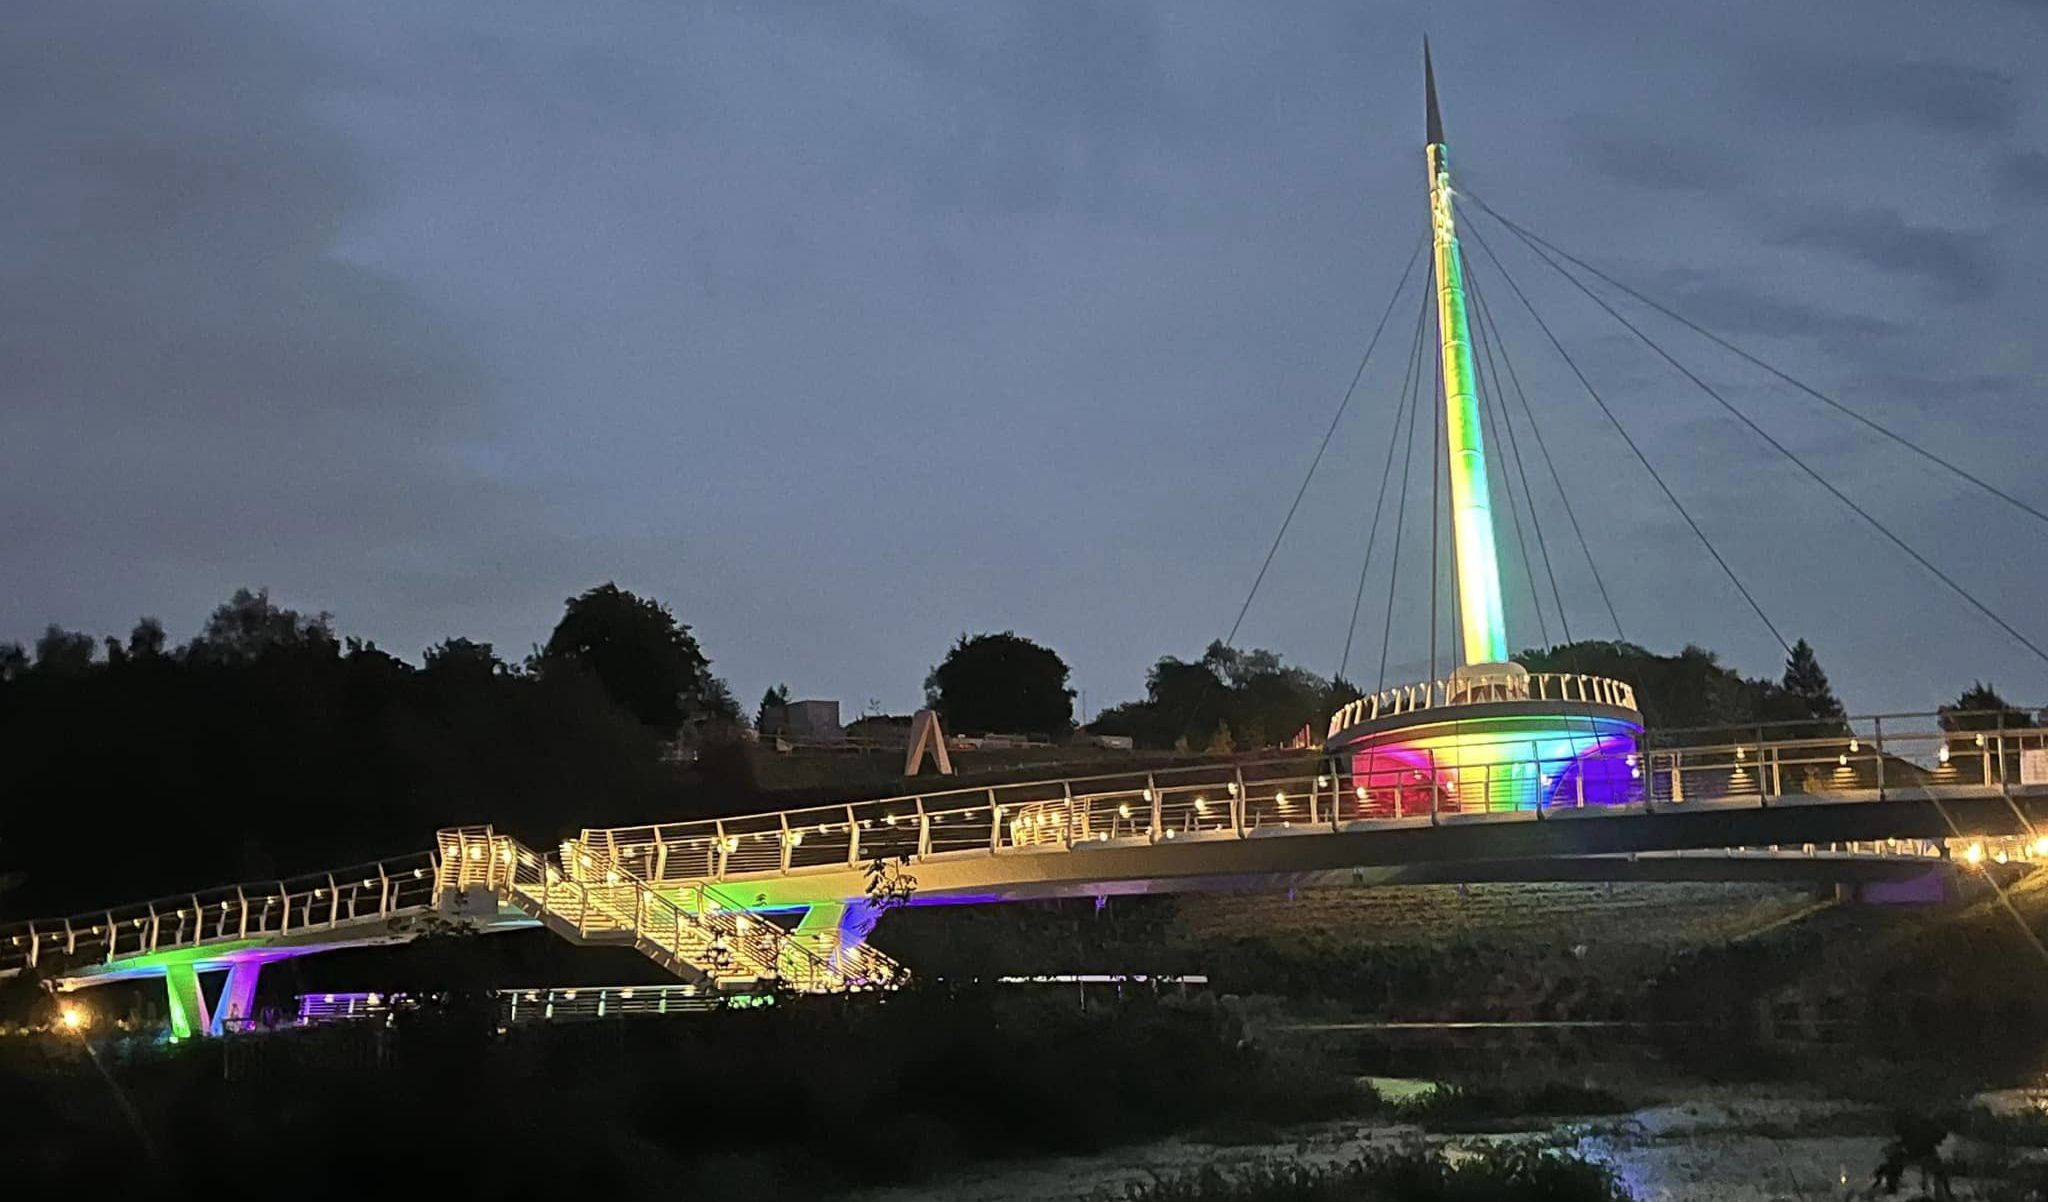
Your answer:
[1425,41,1509,667]
[1323,46,1643,816]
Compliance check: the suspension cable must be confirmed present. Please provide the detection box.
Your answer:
[1460,191,2048,534]
[1464,248,1624,642]
[1341,281,1434,681]
[1225,235,1427,648]
[1379,285,1433,692]
[1462,219,1791,655]
[1430,300,1444,681]
[1465,257,1553,647]
[1496,215,2048,670]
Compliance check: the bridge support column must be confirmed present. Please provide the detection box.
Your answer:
[795,900,882,971]
[208,960,262,1036]
[164,963,210,1042]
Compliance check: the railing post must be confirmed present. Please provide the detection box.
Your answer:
[988,788,1001,852]
[847,805,862,866]
[1873,716,1886,800]
[1232,768,1247,838]
[237,887,249,938]
[1149,778,1163,844]
[779,814,794,873]
[1428,750,1441,825]
[1575,761,1585,808]
[1996,711,2009,799]
[916,798,931,858]
[1063,781,1076,848]
[147,904,160,952]
[714,821,729,880]
[654,833,669,882]
[327,874,340,928]
[1769,747,1782,800]
[1671,751,1685,805]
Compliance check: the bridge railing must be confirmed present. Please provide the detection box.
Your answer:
[0,850,438,978]
[582,713,2048,889]
[1327,671,1639,738]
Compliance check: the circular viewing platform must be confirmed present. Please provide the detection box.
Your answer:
[1325,664,1644,815]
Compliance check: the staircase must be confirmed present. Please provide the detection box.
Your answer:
[435,828,902,993]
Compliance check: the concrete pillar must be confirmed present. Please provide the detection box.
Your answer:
[795,900,882,971]
[208,960,262,1036]
[164,963,211,1042]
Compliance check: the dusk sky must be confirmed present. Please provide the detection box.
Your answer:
[6,1,2046,720]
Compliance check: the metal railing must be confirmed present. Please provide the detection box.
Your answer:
[437,827,902,993]
[1327,670,1639,738]
[581,711,2046,891]
[0,851,438,978]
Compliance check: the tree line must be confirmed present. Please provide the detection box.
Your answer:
[2,586,2032,917]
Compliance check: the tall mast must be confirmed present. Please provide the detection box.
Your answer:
[1425,41,1509,666]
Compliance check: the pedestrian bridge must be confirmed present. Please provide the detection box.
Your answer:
[5,709,2043,1038]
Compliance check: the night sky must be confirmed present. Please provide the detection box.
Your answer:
[6,1,2046,719]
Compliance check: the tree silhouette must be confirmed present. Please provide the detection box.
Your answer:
[757,683,791,733]
[923,632,1074,737]
[1940,682,2036,732]
[535,583,736,732]
[1777,638,1848,738]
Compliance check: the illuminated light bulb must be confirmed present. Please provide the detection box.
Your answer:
[604,871,619,884]
[1965,842,1985,865]
[1356,787,1368,801]
[1939,746,1951,765]
[1976,733,1987,747]
[884,814,898,826]
[1227,782,1240,796]
[1316,776,1330,788]
[1194,798,1209,815]
[324,994,337,1004]
[1275,791,1289,808]
[1849,738,1860,753]
[1142,789,1154,803]
[1735,747,1747,761]
[1097,832,1109,842]
[1625,753,1637,768]
[59,1006,86,1031]
[1995,850,2010,865]
[1838,755,1849,768]
[467,845,483,861]
[1164,829,1176,839]
[2033,837,2048,858]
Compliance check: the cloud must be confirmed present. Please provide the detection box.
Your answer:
[1751,55,2018,136]
[1992,151,2048,205]
[1627,267,1901,352]
[1564,120,1747,194]
[0,2,545,644]
[1766,207,1995,301]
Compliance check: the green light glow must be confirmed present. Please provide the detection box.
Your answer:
[1428,141,1508,664]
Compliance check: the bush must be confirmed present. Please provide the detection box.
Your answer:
[1106,1145,1633,1201]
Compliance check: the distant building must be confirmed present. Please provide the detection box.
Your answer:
[781,699,843,742]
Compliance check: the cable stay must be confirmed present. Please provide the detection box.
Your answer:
[1479,207,2048,671]
[1224,232,1427,650]
[1378,281,1434,692]
[1340,277,1434,681]
[1461,218,1792,656]
[1459,190,2048,535]
[1463,255,1625,644]
[1467,267,1552,648]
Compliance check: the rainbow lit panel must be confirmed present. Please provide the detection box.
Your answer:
[1341,712,1644,815]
